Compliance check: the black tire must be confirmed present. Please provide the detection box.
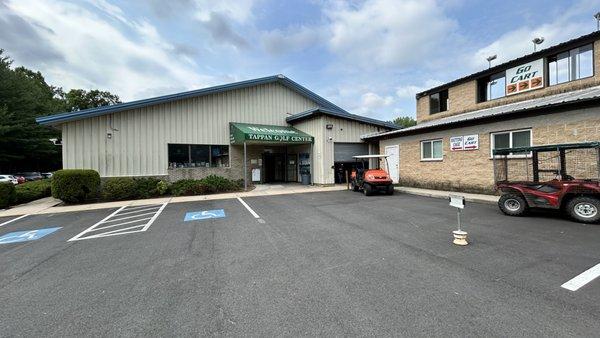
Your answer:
[351,181,359,192]
[387,185,394,195]
[566,196,600,223]
[363,183,373,196]
[498,193,528,216]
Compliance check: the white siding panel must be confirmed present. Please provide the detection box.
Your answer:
[61,83,317,177]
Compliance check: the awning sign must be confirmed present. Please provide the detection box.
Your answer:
[450,134,479,151]
[463,134,479,150]
[230,123,313,144]
[450,136,463,151]
[506,58,544,95]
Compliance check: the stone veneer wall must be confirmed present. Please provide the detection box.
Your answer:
[380,108,600,194]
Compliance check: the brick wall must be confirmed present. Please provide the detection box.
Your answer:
[417,40,600,123]
[380,108,600,194]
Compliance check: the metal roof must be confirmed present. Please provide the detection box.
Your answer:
[36,75,349,125]
[286,107,400,130]
[416,30,600,98]
[364,85,600,140]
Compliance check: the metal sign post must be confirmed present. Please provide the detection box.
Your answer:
[449,194,468,246]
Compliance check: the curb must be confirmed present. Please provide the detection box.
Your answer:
[394,187,499,205]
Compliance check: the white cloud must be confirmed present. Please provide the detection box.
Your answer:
[361,92,394,109]
[396,80,444,98]
[324,0,457,69]
[3,0,215,101]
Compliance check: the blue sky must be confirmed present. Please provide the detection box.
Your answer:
[1,0,599,121]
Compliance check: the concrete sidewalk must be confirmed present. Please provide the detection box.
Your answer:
[395,186,499,204]
[0,184,347,217]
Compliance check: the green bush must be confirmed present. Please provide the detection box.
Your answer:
[14,179,52,205]
[102,177,137,201]
[134,177,161,198]
[200,175,239,193]
[157,180,170,195]
[52,169,101,204]
[170,179,208,196]
[0,183,16,209]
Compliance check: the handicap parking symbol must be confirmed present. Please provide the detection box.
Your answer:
[0,227,62,244]
[184,209,226,221]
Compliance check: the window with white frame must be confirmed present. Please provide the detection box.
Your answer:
[490,129,532,157]
[421,139,443,160]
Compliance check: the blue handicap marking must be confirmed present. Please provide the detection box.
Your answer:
[0,227,62,244]
[184,209,226,221]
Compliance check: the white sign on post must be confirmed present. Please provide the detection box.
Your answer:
[463,134,479,150]
[450,136,463,151]
[449,194,465,209]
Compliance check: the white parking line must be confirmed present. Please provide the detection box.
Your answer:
[561,263,600,291]
[237,197,260,219]
[0,214,29,227]
[68,202,168,241]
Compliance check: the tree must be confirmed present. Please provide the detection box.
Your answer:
[0,50,120,173]
[391,116,417,128]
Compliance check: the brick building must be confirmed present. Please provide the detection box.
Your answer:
[365,31,600,193]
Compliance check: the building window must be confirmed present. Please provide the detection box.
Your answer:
[429,89,448,114]
[421,139,443,161]
[490,129,532,157]
[477,71,506,102]
[168,144,229,168]
[548,44,594,86]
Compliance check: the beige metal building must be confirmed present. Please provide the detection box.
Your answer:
[365,31,600,193]
[37,75,397,186]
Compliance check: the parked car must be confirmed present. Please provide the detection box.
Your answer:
[0,175,18,185]
[41,172,53,179]
[14,172,43,181]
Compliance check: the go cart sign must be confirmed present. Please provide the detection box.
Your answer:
[506,58,544,95]
[450,134,479,151]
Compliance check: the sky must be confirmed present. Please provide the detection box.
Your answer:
[1,0,599,121]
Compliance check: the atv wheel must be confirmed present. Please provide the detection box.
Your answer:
[351,181,359,192]
[363,183,373,196]
[498,194,528,216]
[567,196,600,223]
[387,185,394,195]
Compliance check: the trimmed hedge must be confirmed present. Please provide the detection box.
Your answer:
[170,175,241,197]
[52,169,101,204]
[14,179,52,205]
[102,177,163,201]
[0,183,16,209]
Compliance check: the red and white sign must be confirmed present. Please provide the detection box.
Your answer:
[450,136,463,151]
[463,134,479,150]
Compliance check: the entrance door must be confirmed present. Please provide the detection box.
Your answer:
[385,145,399,183]
[264,153,286,182]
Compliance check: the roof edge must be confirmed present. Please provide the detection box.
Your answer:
[286,107,400,130]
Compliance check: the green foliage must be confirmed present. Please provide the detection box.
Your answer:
[200,175,239,193]
[102,177,137,201]
[14,179,52,205]
[170,179,208,197]
[390,116,417,128]
[0,183,16,209]
[102,177,163,201]
[169,176,241,196]
[52,169,101,204]
[134,177,161,198]
[157,180,170,196]
[0,50,120,173]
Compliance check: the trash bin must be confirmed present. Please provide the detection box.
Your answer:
[301,173,311,185]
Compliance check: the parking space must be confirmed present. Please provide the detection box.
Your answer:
[0,191,598,336]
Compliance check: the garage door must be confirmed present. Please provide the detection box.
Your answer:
[334,142,369,162]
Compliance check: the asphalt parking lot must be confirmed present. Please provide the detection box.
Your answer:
[0,190,599,336]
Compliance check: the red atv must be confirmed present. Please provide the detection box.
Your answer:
[493,142,600,223]
[350,155,394,196]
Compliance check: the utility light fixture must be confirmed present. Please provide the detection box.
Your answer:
[594,12,600,30]
[486,55,497,68]
[532,37,545,51]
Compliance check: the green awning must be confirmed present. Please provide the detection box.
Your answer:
[229,122,313,145]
